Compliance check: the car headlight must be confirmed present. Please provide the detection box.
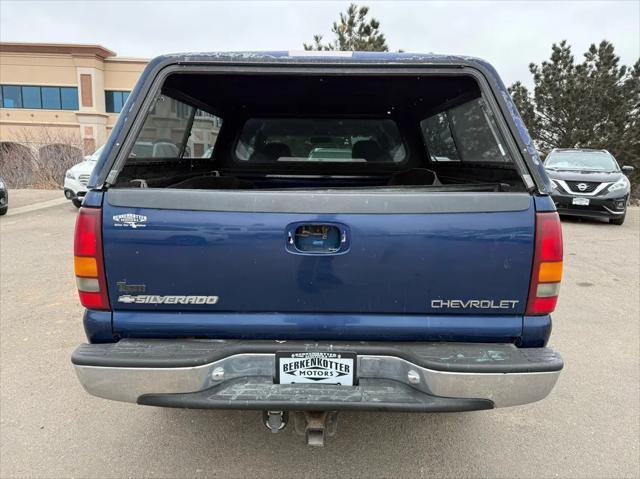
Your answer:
[549,178,561,192]
[65,171,75,180]
[608,176,629,193]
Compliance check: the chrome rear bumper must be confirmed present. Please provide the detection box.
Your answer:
[73,341,562,410]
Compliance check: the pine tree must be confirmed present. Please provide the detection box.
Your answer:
[509,40,640,195]
[304,4,389,52]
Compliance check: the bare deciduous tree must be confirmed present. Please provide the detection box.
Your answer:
[0,127,84,188]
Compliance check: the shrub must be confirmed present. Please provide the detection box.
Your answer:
[0,128,84,188]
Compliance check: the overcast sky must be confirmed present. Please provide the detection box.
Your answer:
[1,0,638,87]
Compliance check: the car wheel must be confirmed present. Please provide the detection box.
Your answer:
[72,198,83,208]
[610,213,626,225]
[0,206,7,216]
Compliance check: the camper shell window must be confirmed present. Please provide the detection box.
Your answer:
[114,72,526,192]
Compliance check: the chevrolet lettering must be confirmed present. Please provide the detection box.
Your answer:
[431,299,520,309]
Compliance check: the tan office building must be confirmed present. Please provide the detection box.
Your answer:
[0,42,148,154]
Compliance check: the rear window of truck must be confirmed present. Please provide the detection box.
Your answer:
[235,118,406,163]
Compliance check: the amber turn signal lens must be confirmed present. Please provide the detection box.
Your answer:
[538,261,563,283]
[74,256,98,278]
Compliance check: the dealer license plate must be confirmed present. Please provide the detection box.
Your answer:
[275,351,356,385]
[572,197,590,206]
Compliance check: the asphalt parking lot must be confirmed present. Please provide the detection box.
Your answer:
[1,197,639,479]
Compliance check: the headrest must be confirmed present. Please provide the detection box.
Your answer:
[352,140,387,162]
[262,142,291,161]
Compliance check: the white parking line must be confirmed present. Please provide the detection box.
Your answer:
[4,198,69,217]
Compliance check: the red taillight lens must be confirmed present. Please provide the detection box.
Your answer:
[78,291,107,309]
[74,208,110,310]
[74,208,98,256]
[526,212,563,315]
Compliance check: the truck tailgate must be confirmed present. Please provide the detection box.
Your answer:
[102,190,534,322]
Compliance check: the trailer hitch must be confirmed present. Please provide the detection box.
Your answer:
[294,411,339,447]
[262,410,339,446]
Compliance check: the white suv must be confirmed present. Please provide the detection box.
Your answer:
[64,146,103,207]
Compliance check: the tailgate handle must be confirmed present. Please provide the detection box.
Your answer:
[286,223,349,255]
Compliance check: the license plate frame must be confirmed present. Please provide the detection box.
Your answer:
[572,197,590,206]
[275,351,357,385]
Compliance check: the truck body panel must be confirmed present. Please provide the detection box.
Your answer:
[103,193,534,321]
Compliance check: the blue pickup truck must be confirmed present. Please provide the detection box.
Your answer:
[71,51,563,446]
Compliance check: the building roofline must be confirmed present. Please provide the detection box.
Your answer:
[0,42,117,58]
[104,56,149,63]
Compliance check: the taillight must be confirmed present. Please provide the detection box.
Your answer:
[74,207,110,310]
[526,212,563,315]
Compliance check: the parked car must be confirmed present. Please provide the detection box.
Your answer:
[64,145,104,207]
[130,141,180,158]
[71,51,564,446]
[201,145,215,158]
[0,177,8,215]
[544,148,634,225]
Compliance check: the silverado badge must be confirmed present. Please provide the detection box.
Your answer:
[118,295,219,305]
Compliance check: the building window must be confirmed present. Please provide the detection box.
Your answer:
[196,110,223,128]
[0,85,79,110]
[22,86,41,109]
[1,86,22,108]
[42,87,61,109]
[60,87,79,110]
[105,90,130,113]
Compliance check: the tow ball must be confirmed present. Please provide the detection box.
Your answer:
[262,410,339,446]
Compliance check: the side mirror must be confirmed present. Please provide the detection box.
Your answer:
[622,165,635,175]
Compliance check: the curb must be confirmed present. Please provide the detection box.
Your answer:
[4,197,69,217]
